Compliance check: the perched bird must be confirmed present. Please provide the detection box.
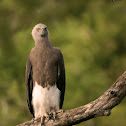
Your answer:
[25,23,65,123]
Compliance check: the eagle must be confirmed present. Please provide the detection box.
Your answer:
[25,23,65,123]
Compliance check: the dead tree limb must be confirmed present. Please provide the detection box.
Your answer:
[17,71,126,126]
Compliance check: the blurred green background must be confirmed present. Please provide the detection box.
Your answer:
[0,0,126,126]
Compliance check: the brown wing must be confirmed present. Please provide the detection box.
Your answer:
[25,54,34,117]
[56,52,66,109]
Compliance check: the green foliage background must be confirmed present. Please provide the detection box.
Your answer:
[0,0,126,126]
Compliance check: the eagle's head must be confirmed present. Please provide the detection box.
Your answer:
[32,23,49,41]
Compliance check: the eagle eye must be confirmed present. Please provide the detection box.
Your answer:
[36,28,41,32]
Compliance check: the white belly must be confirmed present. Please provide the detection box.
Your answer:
[32,82,60,118]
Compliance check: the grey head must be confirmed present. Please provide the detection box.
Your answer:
[32,23,49,42]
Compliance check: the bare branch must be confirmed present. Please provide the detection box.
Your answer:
[17,71,126,126]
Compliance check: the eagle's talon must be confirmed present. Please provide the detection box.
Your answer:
[52,111,56,120]
[57,109,64,114]
[32,117,39,124]
[48,113,52,119]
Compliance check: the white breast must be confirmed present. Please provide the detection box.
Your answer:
[32,82,60,118]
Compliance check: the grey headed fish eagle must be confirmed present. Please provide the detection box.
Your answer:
[25,23,65,123]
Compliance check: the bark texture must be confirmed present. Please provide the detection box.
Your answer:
[17,71,126,126]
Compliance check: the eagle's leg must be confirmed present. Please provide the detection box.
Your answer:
[49,107,59,120]
[41,113,49,125]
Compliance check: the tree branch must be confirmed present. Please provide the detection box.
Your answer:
[17,71,126,126]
